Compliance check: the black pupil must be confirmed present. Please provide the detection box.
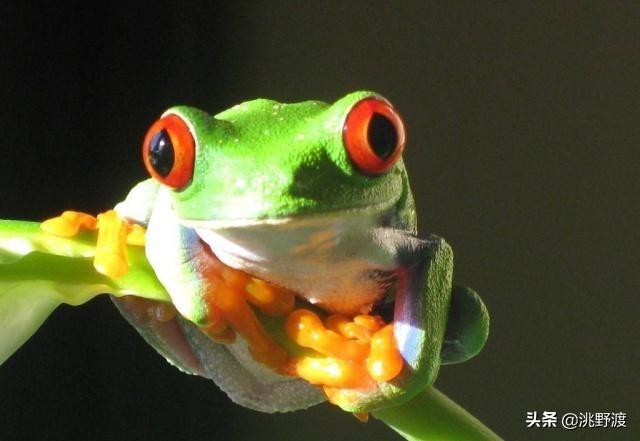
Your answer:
[149,130,174,177]
[367,113,398,160]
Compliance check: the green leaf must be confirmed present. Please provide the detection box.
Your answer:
[0,219,170,365]
[373,387,503,441]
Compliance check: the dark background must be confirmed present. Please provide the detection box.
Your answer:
[0,2,638,440]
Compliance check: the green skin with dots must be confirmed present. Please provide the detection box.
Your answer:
[169,91,413,223]
[0,91,489,417]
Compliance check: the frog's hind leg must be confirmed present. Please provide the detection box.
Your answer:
[440,286,489,365]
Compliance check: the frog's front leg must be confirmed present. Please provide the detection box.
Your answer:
[318,232,454,411]
[390,233,488,371]
[40,210,146,278]
[145,191,289,371]
[39,180,159,278]
[388,232,453,385]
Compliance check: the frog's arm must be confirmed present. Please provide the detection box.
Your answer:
[361,232,499,440]
[441,286,490,365]
[372,285,495,440]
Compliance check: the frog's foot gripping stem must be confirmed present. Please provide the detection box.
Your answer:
[284,310,403,390]
[192,248,406,388]
[198,262,295,371]
[41,210,146,278]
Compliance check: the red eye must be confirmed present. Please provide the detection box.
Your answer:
[343,98,406,175]
[142,114,195,190]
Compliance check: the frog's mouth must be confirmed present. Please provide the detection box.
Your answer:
[181,198,399,228]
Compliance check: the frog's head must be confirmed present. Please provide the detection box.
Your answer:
[141,91,414,229]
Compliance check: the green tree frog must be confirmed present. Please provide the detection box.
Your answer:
[0,91,489,418]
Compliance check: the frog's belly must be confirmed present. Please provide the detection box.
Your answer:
[195,213,399,315]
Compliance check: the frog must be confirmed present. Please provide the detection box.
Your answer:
[0,91,489,415]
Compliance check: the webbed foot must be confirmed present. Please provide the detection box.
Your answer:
[284,309,403,391]
[197,259,295,371]
[41,209,146,278]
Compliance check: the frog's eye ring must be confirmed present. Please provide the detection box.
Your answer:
[343,98,406,175]
[142,114,195,190]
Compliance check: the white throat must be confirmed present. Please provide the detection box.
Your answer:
[193,206,400,315]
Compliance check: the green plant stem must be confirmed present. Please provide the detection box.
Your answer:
[373,387,502,441]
